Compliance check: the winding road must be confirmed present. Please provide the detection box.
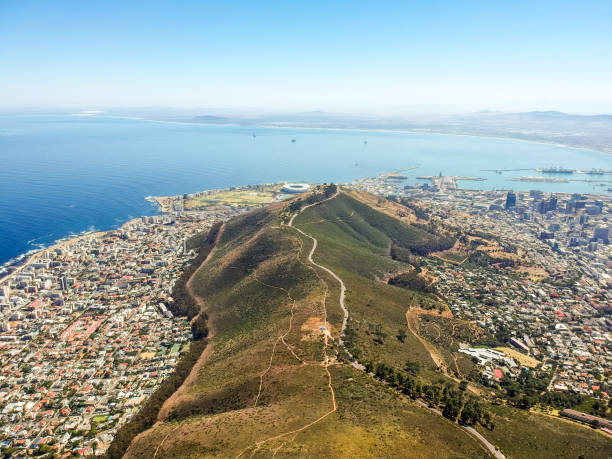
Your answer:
[289,192,504,459]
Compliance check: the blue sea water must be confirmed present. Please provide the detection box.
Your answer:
[1,115,611,265]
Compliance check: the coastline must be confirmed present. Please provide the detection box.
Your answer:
[0,213,159,284]
[2,116,610,272]
[0,230,107,286]
[104,114,612,156]
[3,177,610,281]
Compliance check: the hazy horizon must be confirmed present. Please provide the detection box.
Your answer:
[2,106,612,118]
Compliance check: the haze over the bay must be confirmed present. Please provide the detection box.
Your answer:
[1,1,611,114]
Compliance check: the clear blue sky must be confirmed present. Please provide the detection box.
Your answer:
[1,1,611,113]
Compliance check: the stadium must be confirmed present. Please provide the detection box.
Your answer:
[281,183,310,194]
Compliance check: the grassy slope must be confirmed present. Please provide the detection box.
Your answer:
[125,202,485,458]
[125,192,609,458]
[293,192,440,370]
[475,405,611,459]
[293,191,611,457]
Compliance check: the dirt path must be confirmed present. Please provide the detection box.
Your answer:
[463,426,505,459]
[405,307,477,390]
[234,203,343,458]
[250,271,303,407]
[125,225,225,459]
[157,224,224,421]
[291,214,363,370]
[405,307,448,371]
[290,193,501,457]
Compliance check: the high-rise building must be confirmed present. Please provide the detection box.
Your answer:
[537,195,558,214]
[505,192,516,210]
[0,285,9,301]
[593,227,609,243]
[537,200,549,214]
[586,205,602,216]
[530,190,543,199]
[58,277,68,291]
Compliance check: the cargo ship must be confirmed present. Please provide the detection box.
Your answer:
[536,166,575,174]
[576,168,609,175]
[512,176,569,183]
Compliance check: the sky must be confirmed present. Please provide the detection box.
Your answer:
[1,1,611,114]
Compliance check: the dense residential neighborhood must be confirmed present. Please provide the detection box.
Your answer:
[0,201,255,456]
[348,176,611,403]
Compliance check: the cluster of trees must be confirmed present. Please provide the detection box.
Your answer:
[387,223,456,260]
[548,393,610,419]
[105,223,223,457]
[170,221,221,339]
[463,362,612,419]
[398,198,430,220]
[466,251,492,268]
[342,321,362,360]
[361,361,493,428]
[495,368,611,419]
[388,269,435,294]
[389,244,416,264]
[390,232,456,259]
[499,368,549,409]
[466,251,515,269]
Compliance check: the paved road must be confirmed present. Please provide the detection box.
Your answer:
[290,193,504,458]
[463,426,505,459]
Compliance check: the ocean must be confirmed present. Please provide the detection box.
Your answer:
[1,114,611,265]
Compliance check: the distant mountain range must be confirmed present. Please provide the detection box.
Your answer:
[9,107,609,153]
[182,110,612,153]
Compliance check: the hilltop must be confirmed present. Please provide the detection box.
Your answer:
[116,187,610,458]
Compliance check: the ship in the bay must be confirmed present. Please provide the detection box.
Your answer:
[536,166,575,174]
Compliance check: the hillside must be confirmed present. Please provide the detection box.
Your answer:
[120,189,610,458]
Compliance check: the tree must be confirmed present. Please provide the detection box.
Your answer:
[518,395,536,410]
[460,401,478,425]
[397,329,407,343]
[405,360,422,376]
[443,398,462,421]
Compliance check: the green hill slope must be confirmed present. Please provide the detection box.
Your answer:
[123,196,486,458]
[120,190,610,458]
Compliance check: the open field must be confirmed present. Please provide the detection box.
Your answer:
[139,352,156,360]
[516,265,549,281]
[415,312,488,379]
[433,251,469,264]
[184,189,282,209]
[343,188,417,224]
[495,347,541,368]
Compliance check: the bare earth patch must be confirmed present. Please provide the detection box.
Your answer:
[300,316,333,341]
